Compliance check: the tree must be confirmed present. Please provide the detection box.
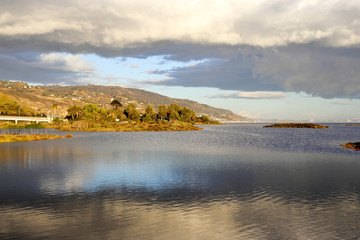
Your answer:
[83,104,100,121]
[115,108,127,122]
[110,99,122,110]
[124,103,140,121]
[83,104,99,114]
[198,115,210,123]
[145,105,154,115]
[67,105,84,120]
[143,105,156,122]
[157,105,167,120]
[180,107,197,123]
[167,104,182,121]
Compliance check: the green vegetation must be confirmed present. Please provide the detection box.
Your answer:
[57,102,218,131]
[195,115,222,125]
[0,80,248,123]
[0,122,46,129]
[341,142,360,151]
[0,123,24,129]
[263,123,328,129]
[0,92,35,116]
[25,123,46,129]
[0,134,71,143]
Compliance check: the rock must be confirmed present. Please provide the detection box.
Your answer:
[263,123,328,129]
[341,142,360,151]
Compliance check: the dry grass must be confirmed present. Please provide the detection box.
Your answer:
[55,121,202,132]
[0,134,72,143]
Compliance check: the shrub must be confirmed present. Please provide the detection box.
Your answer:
[25,122,45,129]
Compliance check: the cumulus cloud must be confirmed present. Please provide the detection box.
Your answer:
[38,53,95,72]
[208,91,288,99]
[0,0,360,53]
[0,51,94,84]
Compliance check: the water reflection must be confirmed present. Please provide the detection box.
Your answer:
[1,191,359,239]
[1,125,360,239]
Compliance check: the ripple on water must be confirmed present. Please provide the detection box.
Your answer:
[0,124,360,239]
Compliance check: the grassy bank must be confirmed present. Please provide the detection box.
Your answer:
[263,123,328,129]
[0,122,46,129]
[54,121,202,132]
[0,134,72,143]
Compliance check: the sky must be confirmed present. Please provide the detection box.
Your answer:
[0,0,360,122]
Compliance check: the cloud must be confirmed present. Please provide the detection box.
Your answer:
[0,51,95,84]
[148,54,282,92]
[38,53,95,72]
[208,91,288,99]
[0,0,360,54]
[0,0,360,99]
[148,44,360,99]
[252,45,360,98]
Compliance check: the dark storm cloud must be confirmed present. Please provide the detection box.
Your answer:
[149,54,282,92]
[252,45,360,98]
[148,44,360,98]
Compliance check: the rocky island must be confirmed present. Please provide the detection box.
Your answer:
[263,123,328,128]
[341,142,360,151]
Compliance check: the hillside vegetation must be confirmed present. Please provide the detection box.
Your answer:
[0,80,250,122]
[0,92,35,116]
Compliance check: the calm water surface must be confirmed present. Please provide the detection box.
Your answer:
[1,124,360,239]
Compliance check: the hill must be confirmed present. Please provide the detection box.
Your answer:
[0,91,35,116]
[0,80,251,122]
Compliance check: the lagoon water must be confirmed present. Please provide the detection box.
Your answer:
[1,124,360,239]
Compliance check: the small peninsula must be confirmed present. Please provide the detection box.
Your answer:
[0,134,72,143]
[52,102,219,132]
[341,142,360,151]
[263,123,328,129]
[1,94,221,132]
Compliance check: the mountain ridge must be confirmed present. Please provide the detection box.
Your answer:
[0,80,251,122]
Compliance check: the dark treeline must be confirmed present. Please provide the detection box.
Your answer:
[65,100,218,124]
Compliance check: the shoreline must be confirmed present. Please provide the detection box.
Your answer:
[263,123,328,129]
[0,134,72,143]
[54,122,203,132]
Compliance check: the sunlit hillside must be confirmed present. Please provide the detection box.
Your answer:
[0,80,251,122]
